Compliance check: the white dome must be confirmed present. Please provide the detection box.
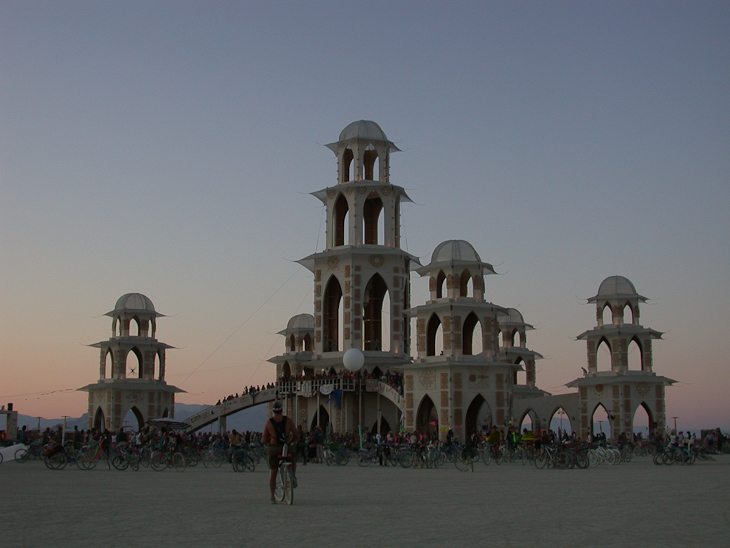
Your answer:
[339,120,388,142]
[114,293,156,312]
[597,276,637,297]
[431,240,482,264]
[287,313,315,331]
[589,275,647,303]
[499,308,524,324]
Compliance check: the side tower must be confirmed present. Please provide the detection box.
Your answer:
[80,293,183,432]
[292,121,417,434]
[404,240,517,442]
[567,276,675,438]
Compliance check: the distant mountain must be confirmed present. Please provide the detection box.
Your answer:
[13,402,268,434]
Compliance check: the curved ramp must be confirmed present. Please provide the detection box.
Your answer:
[182,380,404,433]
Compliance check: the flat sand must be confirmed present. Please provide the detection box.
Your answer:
[1,454,728,548]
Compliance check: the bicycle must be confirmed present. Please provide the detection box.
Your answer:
[231,445,256,472]
[454,444,474,472]
[273,444,294,505]
[150,447,187,472]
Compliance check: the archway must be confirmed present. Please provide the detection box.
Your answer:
[628,338,643,371]
[370,417,392,436]
[465,394,492,439]
[415,395,438,439]
[104,349,113,380]
[459,270,472,297]
[596,338,612,372]
[311,405,330,434]
[549,407,573,436]
[126,347,142,379]
[591,403,612,439]
[426,314,443,356]
[462,312,482,355]
[364,274,388,351]
[519,409,538,434]
[122,407,144,432]
[633,402,653,437]
[323,276,343,352]
[333,194,349,246]
[435,271,446,298]
[93,407,105,433]
[363,191,383,245]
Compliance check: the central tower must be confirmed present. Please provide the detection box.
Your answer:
[298,121,417,365]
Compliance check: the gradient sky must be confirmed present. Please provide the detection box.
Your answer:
[1,2,728,431]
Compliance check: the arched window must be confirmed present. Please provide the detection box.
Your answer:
[363,145,379,180]
[513,358,526,385]
[459,270,472,297]
[549,407,572,435]
[103,348,113,380]
[364,274,389,351]
[289,334,296,352]
[343,147,354,182]
[591,404,612,438]
[633,402,654,436]
[303,333,313,352]
[416,395,438,438]
[596,338,612,372]
[323,276,343,352]
[126,347,142,379]
[462,312,482,355]
[333,194,349,247]
[627,337,643,371]
[601,303,612,327]
[426,314,443,356]
[623,302,636,325]
[363,191,383,245]
[435,271,446,298]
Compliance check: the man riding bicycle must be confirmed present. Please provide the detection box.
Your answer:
[262,400,299,504]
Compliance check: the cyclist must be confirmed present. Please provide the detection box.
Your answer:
[262,401,299,504]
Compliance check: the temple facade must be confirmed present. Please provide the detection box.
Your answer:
[268,120,675,441]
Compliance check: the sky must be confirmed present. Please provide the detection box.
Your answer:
[1,1,728,432]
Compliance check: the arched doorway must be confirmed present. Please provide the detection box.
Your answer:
[465,395,492,440]
[311,405,330,434]
[415,395,438,438]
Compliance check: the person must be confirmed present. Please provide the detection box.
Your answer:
[262,401,299,504]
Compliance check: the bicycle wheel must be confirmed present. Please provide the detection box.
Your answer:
[45,452,67,470]
[534,450,547,469]
[574,450,589,469]
[112,455,129,471]
[15,447,29,463]
[172,452,187,472]
[493,448,504,465]
[357,450,372,467]
[455,451,473,472]
[398,450,413,469]
[336,451,350,466]
[150,452,168,471]
[203,451,223,469]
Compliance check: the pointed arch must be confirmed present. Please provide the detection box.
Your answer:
[633,401,654,436]
[601,303,612,326]
[549,407,573,435]
[93,407,106,432]
[303,333,313,352]
[519,408,539,433]
[465,394,492,439]
[513,358,526,385]
[371,416,391,436]
[311,405,330,431]
[126,347,143,379]
[363,145,379,180]
[627,337,643,371]
[459,269,472,297]
[363,191,383,245]
[343,147,354,182]
[416,395,438,438]
[462,312,482,355]
[282,361,291,378]
[289,334,296,352]
[426,313,443,356]
[435,270,446,298]
[104,348,113,380]
[123,406,144,432]
[333,194,349,247]
[596,337,612,372]
[323,276,343,352]
[364,273,389,351]
[591,403,612,438]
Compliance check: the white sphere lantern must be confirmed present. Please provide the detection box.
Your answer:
[343,348,365,372]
